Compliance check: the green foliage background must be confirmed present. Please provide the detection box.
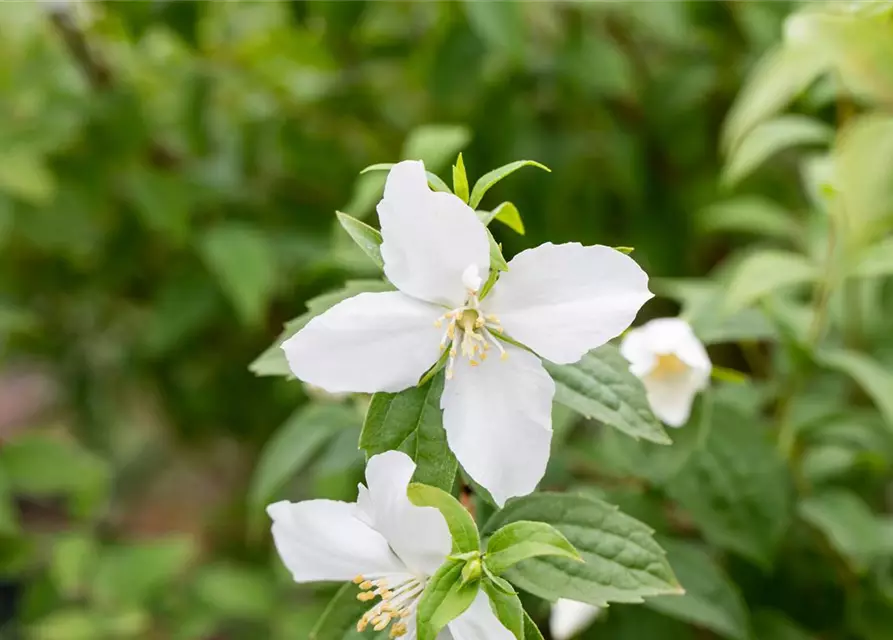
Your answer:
[1,1,892,639]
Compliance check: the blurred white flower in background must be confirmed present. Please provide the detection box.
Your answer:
[550,599,603,640]
[620,318,711,427]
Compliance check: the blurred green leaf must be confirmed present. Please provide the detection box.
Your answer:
[249,403,360,510]
[722,249,817,312]
[817,348,893,435]
[193,563,277,620]
[0,150,56,206]
[753,610,814,640]
[93,536,196,607]
[360,372,457,492]
[401,125,472,174]
[723,115,832,187]
[799,490,889,573]
[664,410,792,568]
[482,493,681,606]
[463,0,525,58]
[646,539,751,640]
[0,466,20,536]
[544,344,671,445]
[699,196,800,241]
[50,533,96,599]
[198,222,277,327]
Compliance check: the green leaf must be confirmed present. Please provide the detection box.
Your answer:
[722,44,829,155]
[664,408,792,568]
[798,490,888,573]
[310,583,386,640]
[482,493,681,606]
[544,344,671,445]
[92,537,196,607]
[193,563,276,620]
[468,161,550,210]
[523,609,546,640]
[335,211,383,269]
[453,153,469,203]
[0,466,19,536]
[249,280,393,377]
[361,163,452,193]
[0,150,56,205]
[249,404,360,510]
[816,348,893,435]
[402,125,472,174]
[407,482,480,555]
[481,579,523,640]
[0,434,109,519]
[50,533,96,599]
[198,223,277,327]
[416,561,479,640]
[487,229,509,272]
[646,539,751,640]
[699,196,800,241]
[723,115,832,187]
[753,610,814,640]
[360,373,457,491]
[478,202,525,235]
[462,0,525,59]
[852,237,893,278]
[722,249,817,313]
[485,521,580,575]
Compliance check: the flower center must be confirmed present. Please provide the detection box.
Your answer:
[651,353,688,380]
[434,265,506,379]
[353,574,425,638]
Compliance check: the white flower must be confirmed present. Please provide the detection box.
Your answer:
[283,160,652,505]
[619,318,711,427]
[550,599,603,640]
[268,451,514,640]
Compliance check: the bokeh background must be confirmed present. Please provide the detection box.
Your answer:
[3,2,888,639]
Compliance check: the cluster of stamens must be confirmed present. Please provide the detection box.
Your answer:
[434,291,507,380]
[353,574,424,638]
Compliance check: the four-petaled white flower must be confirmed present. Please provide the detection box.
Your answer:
[268,451,514,640]
[283,160,652,505]
[550,599,603,640]
[619,317,711,427]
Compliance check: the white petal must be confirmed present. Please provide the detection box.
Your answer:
[622,318,711,373]
[267,499,406,583]
[550,599,602,640]
[281,291,442,394]
[441,344,554,507]
[643,372,704,427]
[356,451,452,576]
[446,590,516,640]
[378,160,490,306]
[485,243,652,364]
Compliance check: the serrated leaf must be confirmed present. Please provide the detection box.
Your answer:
[417,561,479,640]
[722,249,817,312]
[482,579,523,640]
[198,223,277,327]
[723,115,832,187]
[453,153,469,203]
[468,161,550,210]
[360,373,457,491]
[664,408,792,568]
[478,202,525,235]
[798,490,888,573]
[335,211,383,269]
[249,280,393,377]
[407,483,479,555]
[544,344,671,445]
[249,404,360,510]
[816,348,893,435]
[402,125,471,174]
[485,521,580,575]
[482,493,681,606]
[646,539,750,640]
[699,196,800,241]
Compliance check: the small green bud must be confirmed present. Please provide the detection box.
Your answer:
[461,557,482,585]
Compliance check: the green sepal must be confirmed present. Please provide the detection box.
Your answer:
[407,483,480,555]
[453,153,470,203]
[416,560,479,640]
[484,521,581,575]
